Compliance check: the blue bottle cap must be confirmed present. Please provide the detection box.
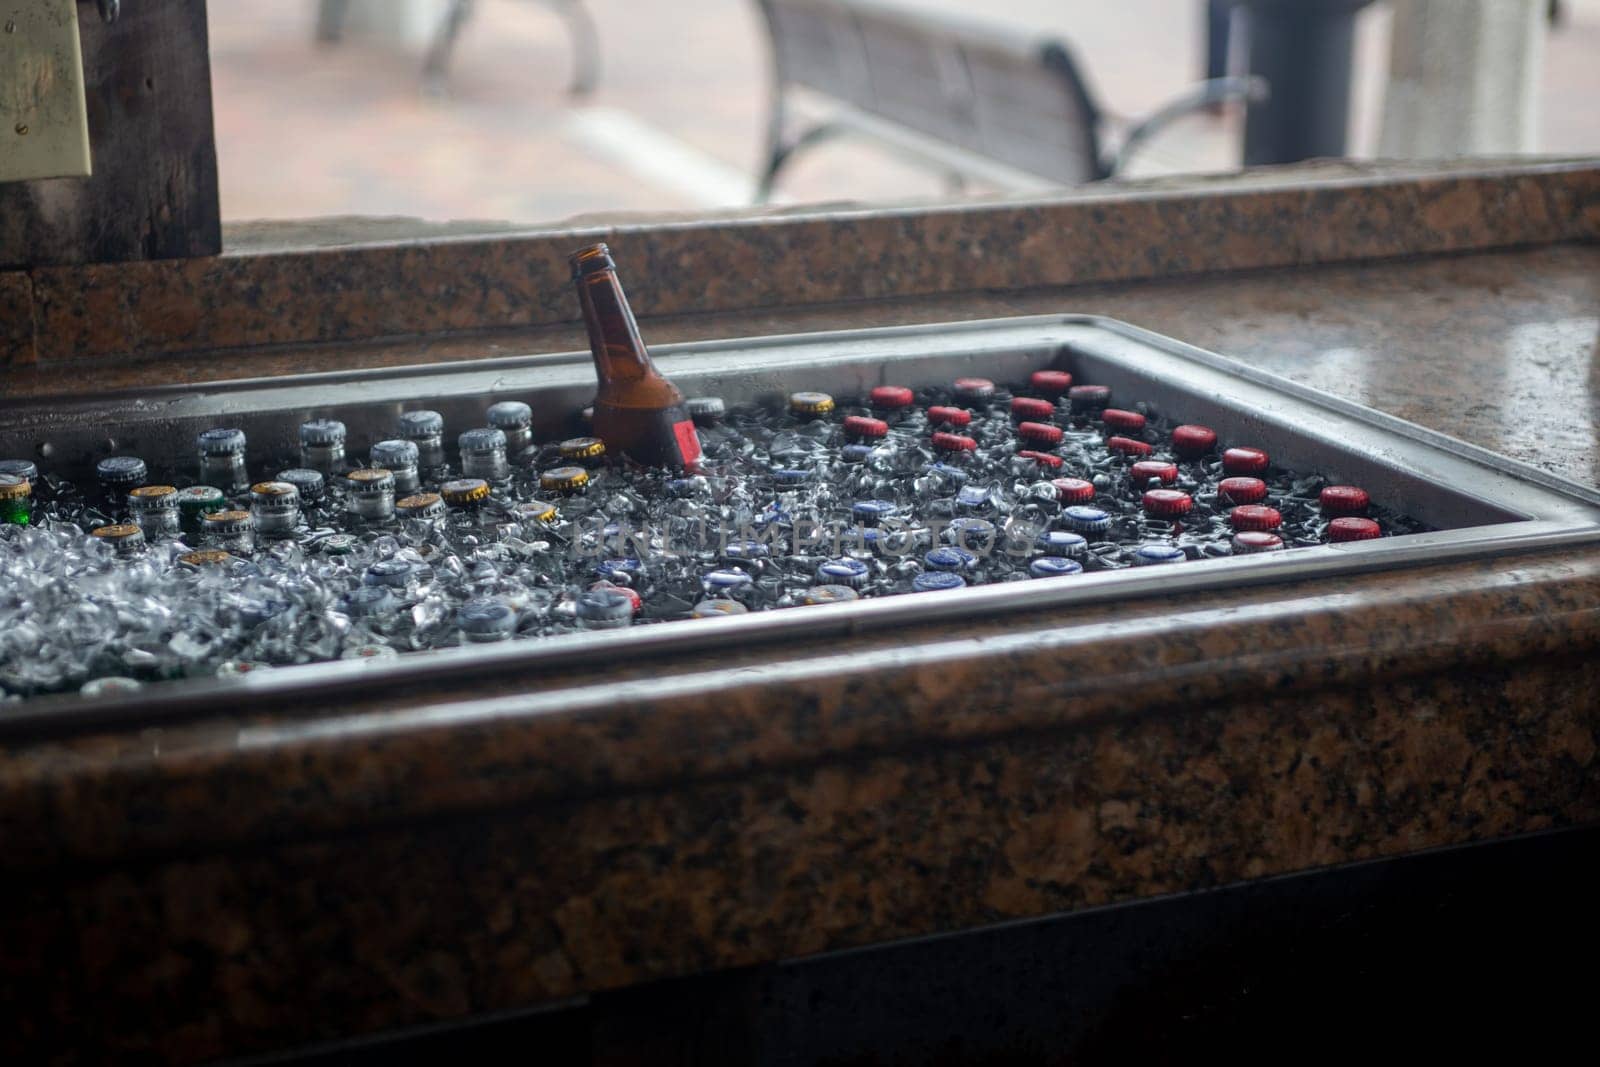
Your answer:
[594,557,644,581]
[955,485,990,509]
[458,597,519,639]
[96,455,148,486]
[486,400,533,429]
[721,539,771,561]
[196,427,247,455]
[924,546,977,572]
[926,462,970,485]
[945,517,997,551]
[1036,530,1089,558]
[840,444,876,463]
[773,468,812,486]
[398,409,445,437]
[342,585,395,618]
[1029,556,1085,578]
[575,588,635,626]
[690,598,748,618]
[802,584,860,605]
[1062,505,1112,534]
[912,571,967,592]
[851,499,897,523]
[667,477,701,497]
[299,419,347,446]
[0,459,38,481]
[362,558,415,588]
[238,596,290,628]
[815,557,870,587]
[371,439,420,469]
[703,568,753,592]
[276,468,326,501]
[1132,543,1186,566]
[458,427,507,454]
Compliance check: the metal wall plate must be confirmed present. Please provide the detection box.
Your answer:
[0,0,91,182]
[4,314,1599,734]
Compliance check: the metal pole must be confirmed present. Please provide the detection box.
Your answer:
[1239,0,1376,165]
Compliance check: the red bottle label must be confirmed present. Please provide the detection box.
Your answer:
[673,419,702,467]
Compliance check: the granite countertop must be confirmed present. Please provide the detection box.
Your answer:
[1,160,1598,1064]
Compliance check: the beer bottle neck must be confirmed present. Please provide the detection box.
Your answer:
[579,268,652,384]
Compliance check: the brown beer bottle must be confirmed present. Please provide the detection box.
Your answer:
[570,243,702,469]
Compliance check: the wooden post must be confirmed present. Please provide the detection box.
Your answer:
[0,0,220,269]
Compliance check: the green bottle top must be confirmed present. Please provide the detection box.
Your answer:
[0,473,32,526]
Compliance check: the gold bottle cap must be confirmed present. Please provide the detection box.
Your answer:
[516,500,559,523]
[128,484,177,506]
[179,548,234,566]
[91,523,142,541]
[789,391,835,416]
[347,467,395,488]
[441,478,491,506]
[250,480,296,498]
[202,509,253,525]
[559,436,606,461]
[540,466,590,492]
[0,474,30,500]
[397,491,445,515]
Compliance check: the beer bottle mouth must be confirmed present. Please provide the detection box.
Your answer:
[570,243,615,278]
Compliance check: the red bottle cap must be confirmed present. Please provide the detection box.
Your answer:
[1068,384,1112,410]
[1230,505,1282,531]
[1171,424,1217,458]
[1217,477,1267,505]
[1018,450,1063,469]
[590,580,643,614]
[1130,460,1179,485]
[1231,531,1284,553]
[953,377,995,400]
[1106,436,1153,458]
[1017,421,1064,446]
[1010,396,1056,422]
[1051,477,1095,504]
[1328,516,1381,542]
[932,431,978,452]
[927,405,971,428]
[1320,485,1370,516]
[843,415,889,439]
[1030,369,1073,396]
[870,385,915,410]
[1101,408,1147,434]
[1223,447,1270,475]
[1142,489,1193,518]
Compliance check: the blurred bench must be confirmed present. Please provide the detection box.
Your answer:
[753,0,1265,200]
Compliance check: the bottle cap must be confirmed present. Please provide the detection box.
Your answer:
[0,473,33,500]
[540,466,590,493]
[512,499,558,525]
[1106,436,1153,458]
[1029,556,1084,578]
[815,557,870,587]
[1051,477,1095,504]
[1010,397,1055,422]
[486,400,533,430]
[955,485,991,510]
[342,585,396,618]
[840,444,875,463]
[299,419,347,446]
[250,481,299,508]
[1068,384,1112,412]
[1130,460,1178,485]
[96,456,148,487]
[952,377,995,400]
[370,439,420,470]
[397,492,447,520]
[722,539,772,562]
[80,677,144,699]
[342,644,399,661]
[1029,369,1073,396]
[932,431,977,453]
[1222,447,1270,475]
[276,468,326,501]
[176,485,226,515]
[1217,477,1267,505]
[1132,543,1185,566]
[559,436,606,461]
[945,517,997,550]
[703,569,753,593]
[1171,424,1218,457]
[179,548,235,567]
[196,427,247,455]
[927,406,972,428]
[1017,450,1064,470]
[441,477,492,506]
[1101,409,1147,434]
[1320,485,1370,516]
[363,558,415,588]
[691,598,749,618]
[913,571,966,592]
[460,427,508,454]
[594,557,644,582]
[926,462,970,486]
[686,396,727,424]
[458,598,519,640]
[802,584,860,605]
[870,385,915,409]
[1017,421,1064,446]
[773,467,812,486]
[1142,489,1193,518]
[923,546,977,572]
[347,468,396,493]
[851,499,897,524]
[570,242,615,276]
[90,524,145,552]
[1329,516,1382,542]
[843,415,889,439]
[789,391,835,416]
[0,459,38,481]
[1036,530,1088,558]
[590,581,643,614]
[1062,505,1112,534]
[398,410,445,437]
[317,533,359,555]
[201,509,255,535]
[1231,531,1285,553]
[1229,504,1283,531]
[574,588,635,627]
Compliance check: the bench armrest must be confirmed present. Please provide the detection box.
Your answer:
[1104,75,1269,176]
